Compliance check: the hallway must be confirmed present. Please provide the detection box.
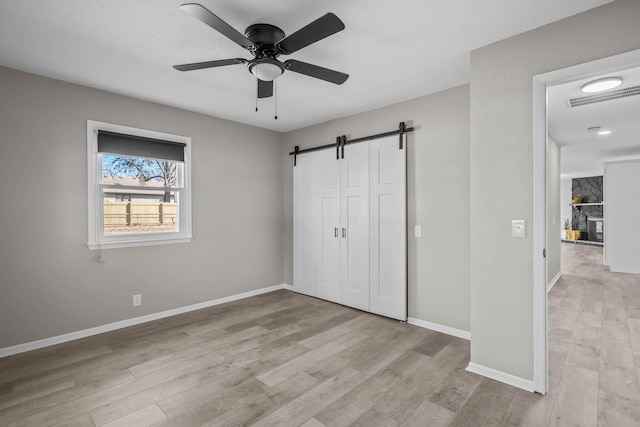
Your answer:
[546,242,640,425]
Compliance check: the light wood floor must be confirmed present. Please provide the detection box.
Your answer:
[545,242,640,427]
[1,244,639,426]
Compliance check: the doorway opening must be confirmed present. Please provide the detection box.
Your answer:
[533,48,640,394]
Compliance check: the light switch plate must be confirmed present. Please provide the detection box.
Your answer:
[414,225,422,238]
[512,220,526,238]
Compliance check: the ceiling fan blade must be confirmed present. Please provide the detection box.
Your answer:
[285,60,348,85]
[258,79,273,98]
[173,58,247,71]
[276,13,344,55]
[180,3,254,49]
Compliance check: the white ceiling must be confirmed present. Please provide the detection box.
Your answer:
[0,0,612,132]
[548,65,640,179]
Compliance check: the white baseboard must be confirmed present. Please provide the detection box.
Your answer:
[547,271,562,293]
[282,283,294,291]
[407,317,471,340]
[466,362,535,392]
[0,283,288,358]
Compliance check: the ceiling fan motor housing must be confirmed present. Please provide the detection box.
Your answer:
[245,24,285,53]
[245,24,286,81]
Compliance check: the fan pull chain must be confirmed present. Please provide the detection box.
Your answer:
[274,79,278,120]
[255,78,258,112]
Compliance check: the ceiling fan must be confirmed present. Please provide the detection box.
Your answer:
[173,3,349,100]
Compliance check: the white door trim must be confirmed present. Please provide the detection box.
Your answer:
[533,75,547,394]
[533,48,640,394]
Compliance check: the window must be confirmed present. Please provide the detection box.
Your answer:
[87,121,192,250]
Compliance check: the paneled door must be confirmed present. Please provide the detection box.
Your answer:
[316,150,341,303]
[369,135,407,320]
[293,150,322,297]
[340,142,370,311]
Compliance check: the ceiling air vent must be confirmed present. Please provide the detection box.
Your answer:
[569,85,640,107]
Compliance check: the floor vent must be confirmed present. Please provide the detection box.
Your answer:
[569,85,640,107]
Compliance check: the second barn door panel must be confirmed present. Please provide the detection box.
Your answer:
[340,142,370,311]
[316,150,342,303]
[369,135,407,320]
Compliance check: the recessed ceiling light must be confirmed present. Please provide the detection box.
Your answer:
[587,126,601,132]
[597,130,612,136]
[581,77,623,93]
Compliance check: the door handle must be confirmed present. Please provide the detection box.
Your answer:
[334,227,338,238]
[342,227,346,238]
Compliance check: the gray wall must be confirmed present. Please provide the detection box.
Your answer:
[469,0,640,380]
[604,159,640,274]
[282,85,471,332]
[0,67,284,348]
[547,136,561,284]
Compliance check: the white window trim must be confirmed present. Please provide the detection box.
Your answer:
[87,120,193,250]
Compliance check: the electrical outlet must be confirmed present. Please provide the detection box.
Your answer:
[133,294,142,307]
[414,225,422,238]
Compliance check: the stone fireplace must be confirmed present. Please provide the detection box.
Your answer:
[572,176,604,242]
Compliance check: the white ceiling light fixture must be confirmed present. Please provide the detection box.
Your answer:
[580,77,623,93]
[597,130,612,136]
[248,59,285,82]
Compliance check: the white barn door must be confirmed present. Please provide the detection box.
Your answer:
[293,135,407,320]
[340,142,370,311]
[369,135,407,320]
[293,151,322,297]
[316,151,341,303]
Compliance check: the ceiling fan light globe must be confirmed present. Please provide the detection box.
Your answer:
[250,62,283,81]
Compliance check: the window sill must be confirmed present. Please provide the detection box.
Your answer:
[87,235,193,250]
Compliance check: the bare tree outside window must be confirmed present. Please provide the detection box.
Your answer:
[103,155,177,201]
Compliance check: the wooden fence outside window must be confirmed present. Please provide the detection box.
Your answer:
[103,201,177,227]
